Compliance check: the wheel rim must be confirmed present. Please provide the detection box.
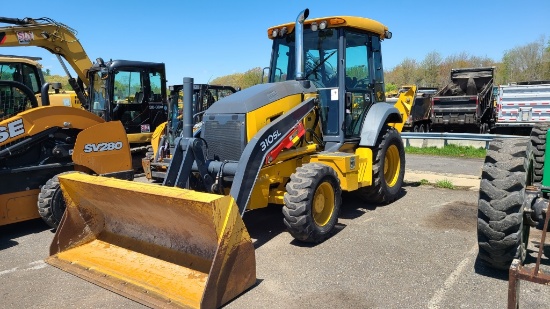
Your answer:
[384,144,401,187]
[419,124,425,133]
[312,182,335,227]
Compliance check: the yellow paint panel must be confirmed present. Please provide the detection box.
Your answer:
[356,147,373,187]
[0,106,103,147]
[310,153,359,191]
[0,190,40,226]
[71,121,132,174]
[246,94,303,142]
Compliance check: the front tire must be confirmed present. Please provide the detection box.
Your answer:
[477,138,529,269]
[283,163,341,243]
[357,126,405,204]
[37,172,73,228]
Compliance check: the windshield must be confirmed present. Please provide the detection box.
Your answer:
[0,62,41,93]
[270,28,339,89]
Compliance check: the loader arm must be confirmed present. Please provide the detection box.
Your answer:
[0,17,93,100]
[389,85,416,132]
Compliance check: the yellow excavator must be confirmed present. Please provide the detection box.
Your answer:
[0,17,167,159]
[47,9,415,308]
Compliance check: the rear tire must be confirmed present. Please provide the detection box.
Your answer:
[37,172,74,228]
[419,124,425,133]
[357,126,405,204]
[477,138,529,269]
[283,163,341,243]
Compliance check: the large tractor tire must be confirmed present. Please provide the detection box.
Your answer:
[37,172,73,228]
[526,123,549,185]
[283,163,342,243]
[477,138,529,270]
[357,126,405,204]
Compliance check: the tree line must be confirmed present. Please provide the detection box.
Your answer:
[210,37,550,92]
[45,37,549,93]
[385,37,550,92]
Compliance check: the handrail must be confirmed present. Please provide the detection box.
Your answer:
[401,132,523,149]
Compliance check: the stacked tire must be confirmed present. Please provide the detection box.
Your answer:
[477,138,529,269]
[526,123,550,185]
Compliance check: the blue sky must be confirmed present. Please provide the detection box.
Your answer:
[2,1,549,85]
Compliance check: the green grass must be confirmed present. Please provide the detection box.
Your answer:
[419,179,429,185]
[434,179,455,189]
[405,144,486,158]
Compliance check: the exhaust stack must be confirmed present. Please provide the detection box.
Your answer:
[295,8,309,80]
[182,77,194,138]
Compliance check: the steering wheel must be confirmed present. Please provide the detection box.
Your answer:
[353,78,369,89]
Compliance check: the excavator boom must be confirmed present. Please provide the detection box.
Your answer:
[0,17,92,84]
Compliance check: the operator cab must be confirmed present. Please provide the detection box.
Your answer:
[88,59,167,137]
[268,17,389,144]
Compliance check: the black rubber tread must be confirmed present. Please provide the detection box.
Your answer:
[477,137,529,269]
[525,123,549,184]
[283,163,341,243]
[356,126,405,204]
[37,171,74,228]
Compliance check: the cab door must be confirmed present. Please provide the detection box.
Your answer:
[343,31,384,138]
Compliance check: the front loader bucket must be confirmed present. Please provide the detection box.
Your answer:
[46,173,256,309]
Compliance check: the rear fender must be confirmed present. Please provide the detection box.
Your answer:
[358,104,402,147]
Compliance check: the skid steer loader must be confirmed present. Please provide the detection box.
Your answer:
[0,17,168,167]
[0,81,133,227]
[47,9,415,308]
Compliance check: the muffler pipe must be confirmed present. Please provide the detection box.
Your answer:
[182,77,194,138]
[295,8,309,80]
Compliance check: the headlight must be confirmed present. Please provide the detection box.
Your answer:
[310,22,318,31]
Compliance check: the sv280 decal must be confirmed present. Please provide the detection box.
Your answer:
[83,141,123,153]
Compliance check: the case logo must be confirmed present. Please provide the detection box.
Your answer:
[0,118,25,143]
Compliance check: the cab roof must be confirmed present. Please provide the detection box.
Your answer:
[0,55,42,67]
[267,16,389,39]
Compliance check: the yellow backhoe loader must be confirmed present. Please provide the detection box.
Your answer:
[0,17,167,163]
[47,9,415,308]
[0,81,133,227]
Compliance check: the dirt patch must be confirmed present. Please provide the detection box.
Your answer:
[424,201,477,231]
